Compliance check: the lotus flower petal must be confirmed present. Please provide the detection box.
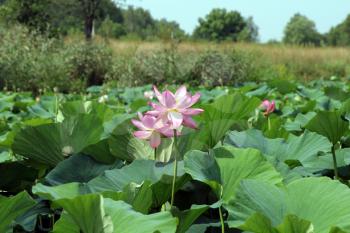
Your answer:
[134,130,152,139]
[163,90,176,108]
[175,85,187,103]
[149,132,161,148]
[182,108,204,116]
[131,119,148,131]
[183,116,198,129]
[168,111,183,129]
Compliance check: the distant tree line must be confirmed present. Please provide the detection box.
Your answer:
[0,0,349,46]
[0,0,186,40]
[282,13,350,46]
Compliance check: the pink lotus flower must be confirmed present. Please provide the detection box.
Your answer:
[148,86,203,129]
[131,113,174,148]
[261,100,275,116]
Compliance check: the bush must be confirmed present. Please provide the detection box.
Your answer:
[0,25,70,92]
[186,49,260,87]
[65,42,113,88]
[106,43,194,87]
[0,25,114,93]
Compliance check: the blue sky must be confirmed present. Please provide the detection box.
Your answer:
[125,0,350,42]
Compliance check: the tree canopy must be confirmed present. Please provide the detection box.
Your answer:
[0,1,349,46]
[283,13,322,46]
[193,8,258,42]
[326,14,350,46]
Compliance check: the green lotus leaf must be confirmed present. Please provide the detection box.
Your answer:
[106,198,177,233]
[305,110,349,145]
[12,114,104,166]
[225,129,332,166]
[229,177,350,233]
[45,154,119,185]
[55,194,113,233]
[0,191,36,233]
[184,147,282,203]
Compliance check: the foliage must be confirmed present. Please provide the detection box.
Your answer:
[1,79,350,231]
[193,8,257,42]
[98,17,126,39]
[283,13,322,46]
[0,24,349,92]
[327,14,350,46]
[121,6,155,40]
[154,19,186,40]
[0,26,114,92]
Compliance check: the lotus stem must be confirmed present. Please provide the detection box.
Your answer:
[219,206,225,233]
[170,129,178,208]
[154,147,157,160]
[55,94,59,123]
[331,145,339,180]
[267,116,271,131]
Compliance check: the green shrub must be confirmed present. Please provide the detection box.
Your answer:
[106,44,194,87]
[186,49,260,87]
[0,25,70,92]
[65,42,113,89]
[0,25,114,93]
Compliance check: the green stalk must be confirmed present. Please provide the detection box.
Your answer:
[267,116,271,131]
[331,145,339,180]
[219,206,225,233]
[55,93,59,123]
[170,129,178,208]
[154,147,157,160]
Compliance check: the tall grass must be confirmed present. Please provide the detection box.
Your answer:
[1,26,350,93]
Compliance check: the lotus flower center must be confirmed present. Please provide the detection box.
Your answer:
[62,146,74,157]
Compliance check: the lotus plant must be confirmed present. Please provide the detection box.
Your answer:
[132,85,203,209]
[261,100,275,116]
[148,86,203,130]
[132,112,173,149]
[260,100,275,131]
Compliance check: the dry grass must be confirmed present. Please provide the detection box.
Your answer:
[67,35,350,65]
[105,39,350,60]
[65,35,350,82]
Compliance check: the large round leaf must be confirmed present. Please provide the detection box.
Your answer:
[55,194,113,233]
[104,199,177,233]
[45,154,119,185]
[225,129,332,166]
[88,159,189,207]
[52,197,177,233]
[0,191,36,233]
[184,147,282,203]
[201,93,261,148]
[33,180,153,215]
[229,177,350,232]
[305,111,349,145]
[12,114,104,166]
[239,213,314,233]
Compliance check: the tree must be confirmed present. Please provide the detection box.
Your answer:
[98,16,125,38]
[78,0,101,40]
[122,6,155,39]
[0,0,124,39]
[326,14,350,46]
[154,19,186,40]
[0,0,51,33]
[283,13,322,46]
[193,8,248,41]
[237,16,259,42]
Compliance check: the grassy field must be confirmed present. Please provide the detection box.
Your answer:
[2,26,350,93]
[95,38,350,82]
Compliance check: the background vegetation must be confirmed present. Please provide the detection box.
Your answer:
[0,0,349,93]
